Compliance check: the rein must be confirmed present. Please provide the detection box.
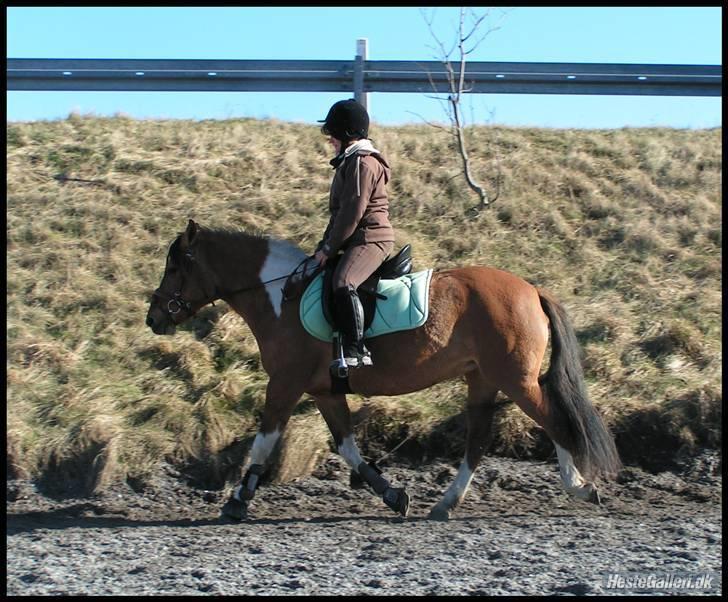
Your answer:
[220,256,321,300]
[158,254,321,318]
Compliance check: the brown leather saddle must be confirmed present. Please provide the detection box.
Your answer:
[322,244,413,331]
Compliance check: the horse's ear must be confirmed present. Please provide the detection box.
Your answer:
[180,219,198,249]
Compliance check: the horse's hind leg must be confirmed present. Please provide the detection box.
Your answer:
[554,443,600,503]
[314,393,409,517]
[429,373,498,521]
[503,381,599,503]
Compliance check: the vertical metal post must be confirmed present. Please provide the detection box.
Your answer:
[354,38,369,111]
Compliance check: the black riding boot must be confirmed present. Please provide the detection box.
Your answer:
[333,285,373,368]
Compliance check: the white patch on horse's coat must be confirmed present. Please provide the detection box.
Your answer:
[249,429,281,465]
[338,435,365,469]
[234,429,282,501]
[555,443,593,499]
[259,239,307,318]
[438,458,475,509]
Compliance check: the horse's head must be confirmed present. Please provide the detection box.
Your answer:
[146,219,217,335]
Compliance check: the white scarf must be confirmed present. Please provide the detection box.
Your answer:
[344,138,380,157]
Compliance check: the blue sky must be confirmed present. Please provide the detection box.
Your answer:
[6,6,722,129]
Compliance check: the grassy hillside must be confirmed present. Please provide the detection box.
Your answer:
[6,114,722,492]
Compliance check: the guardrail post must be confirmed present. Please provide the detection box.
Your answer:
[354,38,369,111]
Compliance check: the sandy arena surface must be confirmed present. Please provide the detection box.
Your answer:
[6,451,721,596]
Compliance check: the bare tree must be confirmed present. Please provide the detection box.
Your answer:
[418,7,506,212]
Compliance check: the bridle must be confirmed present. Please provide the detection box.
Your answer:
[153,251,320,320]
[151,249,202,318]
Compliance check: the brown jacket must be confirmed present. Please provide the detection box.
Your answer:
[318,148,395,257]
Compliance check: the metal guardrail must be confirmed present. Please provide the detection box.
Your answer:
[7,57,721,97]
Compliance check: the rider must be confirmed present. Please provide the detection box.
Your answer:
[313,99,395,369]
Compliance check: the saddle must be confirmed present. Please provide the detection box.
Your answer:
[321,244,413,332]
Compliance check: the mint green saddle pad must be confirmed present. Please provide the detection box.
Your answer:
[300,269,434,342]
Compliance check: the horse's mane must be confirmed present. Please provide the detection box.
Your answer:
[167,224,306,271]
[197,226,306,258]
[200,225,268,244]
[167,226,264,262]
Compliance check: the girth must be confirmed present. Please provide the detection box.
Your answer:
[322,244,413,330]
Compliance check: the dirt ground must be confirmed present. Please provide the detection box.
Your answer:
[6,450,722,596]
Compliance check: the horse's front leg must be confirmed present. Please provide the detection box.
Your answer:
[314,393,409,517]
[221,378,302,521]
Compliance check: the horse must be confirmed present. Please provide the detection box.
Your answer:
[146,219,621,521]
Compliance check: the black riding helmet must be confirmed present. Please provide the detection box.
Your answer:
[318,99,369,144]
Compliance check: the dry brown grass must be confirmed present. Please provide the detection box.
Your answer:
[6,115,722,490]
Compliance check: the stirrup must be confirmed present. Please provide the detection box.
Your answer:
[331,334,350,378]
[330,358,349,379]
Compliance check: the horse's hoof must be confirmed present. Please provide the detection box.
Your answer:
[428,505,450,521]
[383,487,410,517]
[588,486,602,505]
[221,497,248,521]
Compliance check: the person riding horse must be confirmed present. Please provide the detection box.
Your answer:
[313,99,395,370]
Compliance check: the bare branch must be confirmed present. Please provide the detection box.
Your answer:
[461,13,488,44]
[419,5,508,213]
[464,24,502,55]
[461,8,502,56]
[421,7,456,63]
[418,63,457,120]
[443,171,463,185]
[405,111,456,136]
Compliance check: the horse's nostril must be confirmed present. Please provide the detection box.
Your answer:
[146,316,154,327]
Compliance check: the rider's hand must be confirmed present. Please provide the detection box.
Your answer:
[314,250,328,266]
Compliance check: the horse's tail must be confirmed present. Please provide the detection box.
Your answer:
[537,289,621,481]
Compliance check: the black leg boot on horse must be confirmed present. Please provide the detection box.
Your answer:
[332,285,373,373]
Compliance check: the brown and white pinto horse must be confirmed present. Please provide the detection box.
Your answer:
[146,220,620,521]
